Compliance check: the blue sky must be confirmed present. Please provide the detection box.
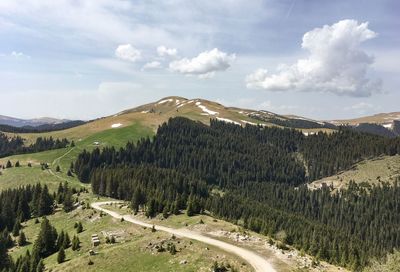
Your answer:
[0,0,399,120]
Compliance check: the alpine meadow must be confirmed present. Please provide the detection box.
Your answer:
[1,1,400,272]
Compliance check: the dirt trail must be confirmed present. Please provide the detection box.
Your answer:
[91,201,276,272]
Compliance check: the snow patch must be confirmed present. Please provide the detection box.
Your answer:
[197,103,219,115]
[216,117,241,125]
[383,123,393,129]
[241,120,257,126]
[111,123,122,128]
[158,98,173,104]
[303,131,316,136]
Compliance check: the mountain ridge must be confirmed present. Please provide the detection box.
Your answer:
[1,96,399,139]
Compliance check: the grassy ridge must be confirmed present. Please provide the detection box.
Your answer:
[0,122,154,191]
[310,155,400,190]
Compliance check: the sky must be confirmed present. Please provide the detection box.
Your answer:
[0,0,399,120]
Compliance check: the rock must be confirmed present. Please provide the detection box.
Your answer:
[179,260,188,265]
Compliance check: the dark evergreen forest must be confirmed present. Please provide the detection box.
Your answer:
[0,132,69,158]
[0,182,80,272]
[73,117,400,270]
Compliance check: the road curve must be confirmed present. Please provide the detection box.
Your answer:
[91,201,276,272]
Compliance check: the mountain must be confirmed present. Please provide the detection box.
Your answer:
[2,96,399,142]
[117,96,336,132]
[0,115,71,127]
[331,112,400,125]
[330,112,400,137]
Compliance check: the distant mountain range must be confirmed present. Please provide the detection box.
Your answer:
[0,115,72,127]
[1,97,399,137]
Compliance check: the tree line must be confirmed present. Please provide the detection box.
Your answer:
[0,132,70,158]
[0,182,81,271]
[73,117,400,270]
[0,120,85,134]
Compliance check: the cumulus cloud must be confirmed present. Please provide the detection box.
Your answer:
[169,48,236,78]
[246,19,382,97]
[142,61,162,70]
[115,44,141,62]
[157,45,177,57]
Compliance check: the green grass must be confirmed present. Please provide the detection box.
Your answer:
[0,122,153,191]
[9,193,252,272]
[310,155,400,190]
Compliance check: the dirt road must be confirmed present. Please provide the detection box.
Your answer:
[91,201,276,272]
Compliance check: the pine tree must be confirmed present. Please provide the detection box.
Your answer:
[56,165,61,172]
[6,160,12,168]
[0,241,11,270]
[33,217,58,258]
[63,190,74,212]
[12,219,21,237]
[15,160,20,167]
[57,231,65,250]
[71,235,80,251]
[63,232,71,249]
[57,246,65,264]
[76,222,83,233]
[37,185,53,216]
[17,193,31,221]
[18,231,27,246]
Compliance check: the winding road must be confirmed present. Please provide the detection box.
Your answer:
[91,201,276,272]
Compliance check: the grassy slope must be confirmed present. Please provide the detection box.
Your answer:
[102,202,346,272]
[0,122,153,191]
[9,193,252,272]
[310,155,400,190]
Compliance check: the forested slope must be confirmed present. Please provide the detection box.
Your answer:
[73,117,400,270]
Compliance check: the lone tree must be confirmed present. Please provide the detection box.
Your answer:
[56,165,61,172]
[18,231,27,246]
[57,246,65,264]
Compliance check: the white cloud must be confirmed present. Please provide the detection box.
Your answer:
[157,46,177,57]
[11,51,31,59]
[142,61,162,70]
[246,19,382,97]
[169,48,236,78]
[115,44,141,62]
[0,51,31,59]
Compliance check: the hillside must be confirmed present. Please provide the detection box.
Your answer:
[310,155,400,190]
[332,112,400,125]
[1,97,399,272]
[2,96,336,145]
[331,112,400,137]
